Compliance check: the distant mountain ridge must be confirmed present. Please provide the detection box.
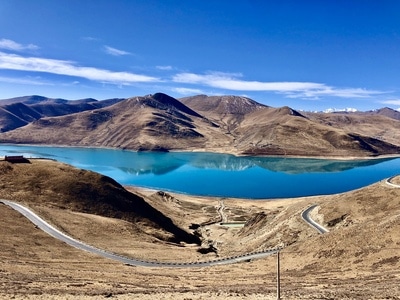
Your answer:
[0,95,124,132]
[367,107,400,120]
[1,92,399,157]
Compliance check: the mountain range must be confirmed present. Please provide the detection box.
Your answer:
[1,93,399,157]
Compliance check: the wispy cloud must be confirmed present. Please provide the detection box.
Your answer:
[173,72,324,92]
[82,36,100,42]
[381,99,400,106]
[286,87,384,99]
[0,38,39,52]
[172,87,205,95]
[156,65,173,71]
[172,72,386,99]
[0,75,50,86]
[0,52,159,84]
[104,45,131,56]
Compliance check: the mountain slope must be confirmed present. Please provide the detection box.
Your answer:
[180,95,268,134]
[0,93,231,151]
[1,93,399,157]
[369,107,400,120]
[0,103,42,132]
[230,105,400,157]
[0,95,124,132]
[0,159,200,244]
[304,110,400,147]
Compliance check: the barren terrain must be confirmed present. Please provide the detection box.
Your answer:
[2,93,400,157]
[0,159,399,299]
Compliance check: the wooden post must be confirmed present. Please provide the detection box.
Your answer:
[276,251,281,300]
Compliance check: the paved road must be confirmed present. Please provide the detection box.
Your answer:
[385,176,400,188]
[301,204,329,234]
[0,199,279,268]
[302,176,400,233]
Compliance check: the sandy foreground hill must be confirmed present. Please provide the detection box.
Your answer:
[0,159,400,299]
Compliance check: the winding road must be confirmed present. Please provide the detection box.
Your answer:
[301,204,329,234]
[3,174,398,268]
[385,176,400,188]
[0,199,279,268]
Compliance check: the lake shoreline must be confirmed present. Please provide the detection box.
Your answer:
[1,143,399,199]
[2,142,400,161]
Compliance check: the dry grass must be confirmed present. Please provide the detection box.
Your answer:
[2,94,400,157]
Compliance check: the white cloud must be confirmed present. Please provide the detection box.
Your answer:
[0,39,39,52]
[286,87,384,99]
[156,65,173,71]
[323,107,358,113]
[82,36,100,41]
[172,72,386,99]
[104,45,131,56]
[172,87,205,95]
[380,99,400,106]
[0,52,159,84]
[0,75,50,86]
[173,72,323,92]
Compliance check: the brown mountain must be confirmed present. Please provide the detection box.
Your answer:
[0,158,200,244]
[0,93,231,151]
[0,102,42,132]
[304,109,400,148]
[368,106,400,120]
[1,93,399,157]
[232,106,400,156]
[0,95,124,132]
[183,95,400,157]
[180,95,268,134]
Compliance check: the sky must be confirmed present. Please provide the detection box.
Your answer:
[0,0,399,112]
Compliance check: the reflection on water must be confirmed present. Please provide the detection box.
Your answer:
[1,144,399,198]
[119,152,185,175]
[117,152,395,175]
[247,156,394,174]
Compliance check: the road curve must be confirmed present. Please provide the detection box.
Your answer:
[385,176,400,188]
[0,199,279,268]
[301,204,329,234]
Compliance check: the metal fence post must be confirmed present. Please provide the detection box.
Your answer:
[277,251,281,300]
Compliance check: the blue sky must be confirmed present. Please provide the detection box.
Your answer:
[0,0,399,111]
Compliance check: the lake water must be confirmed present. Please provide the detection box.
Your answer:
[1,144,399,199]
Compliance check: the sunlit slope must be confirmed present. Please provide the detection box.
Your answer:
[0,159,200,245]
[0,93,231,151]
[208,177,400,276]
[233,106,400,156]
[304,108,400,147]
[0,95,124,132]
[1,92,400,157]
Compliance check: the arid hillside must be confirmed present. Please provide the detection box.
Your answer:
[0,95,123,133]
[304,109,400,147]
[0,159,199,245]
[1,93,400,157]
[182,95,400,157]
[180,94,268,134]
[0,158,399,299]
[0,93,231,152]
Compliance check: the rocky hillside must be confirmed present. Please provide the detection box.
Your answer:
[0,93,230,151]
[1,93,400,157]
[0,159,200,245]
[180,95,268,133]
[0,95,123,132]
[303,108,400,147]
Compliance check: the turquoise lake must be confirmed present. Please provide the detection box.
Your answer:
[1,144,399,199]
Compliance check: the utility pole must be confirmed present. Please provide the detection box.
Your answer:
[276,251,281,300]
